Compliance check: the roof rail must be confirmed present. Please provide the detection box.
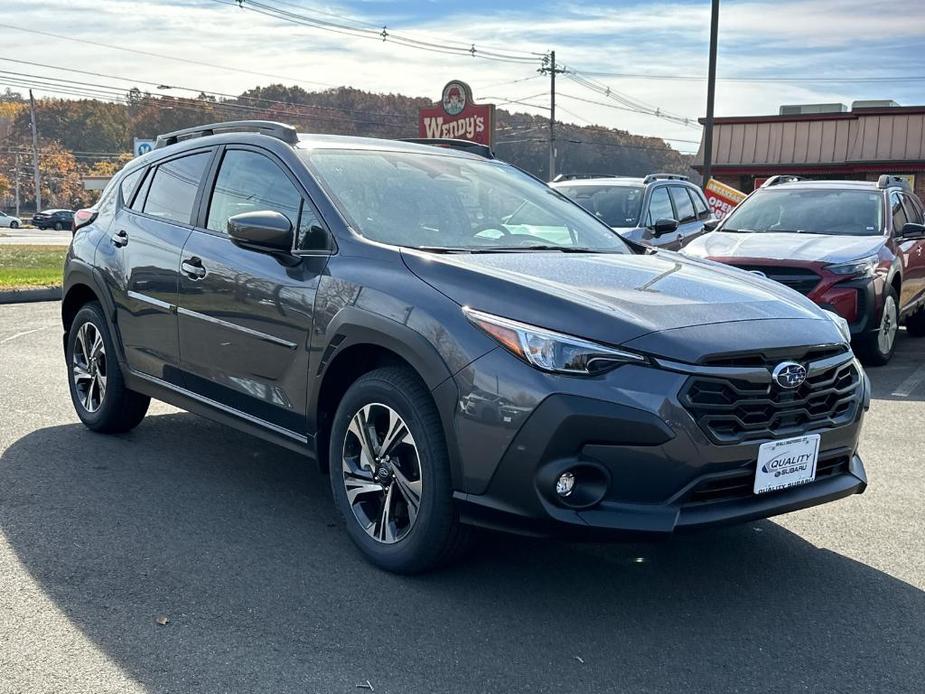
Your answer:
[154,120,299,149]
[877,174,911,191]
[400,138,495,159]
[642,173,689,184]
[761,174,806,188]
[551,173,624,182]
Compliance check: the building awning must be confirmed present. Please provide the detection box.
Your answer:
[693,106,925,174]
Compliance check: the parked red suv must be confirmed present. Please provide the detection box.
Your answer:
[684,175,925,365]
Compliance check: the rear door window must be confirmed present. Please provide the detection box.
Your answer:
[668,185,696,223]
[143,152,210,225]
[119,168,145,207]
[646,187,675,226]
[688,187,711,219]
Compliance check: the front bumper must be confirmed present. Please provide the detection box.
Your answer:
[450,347,868,539]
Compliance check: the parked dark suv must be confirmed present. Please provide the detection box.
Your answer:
[684,175,925,365]
[550,173,714,250]
[33,208,75,230]
[62,121,869,573]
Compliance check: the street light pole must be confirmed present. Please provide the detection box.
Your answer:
[28,89,42,212]
[702,0,720,189]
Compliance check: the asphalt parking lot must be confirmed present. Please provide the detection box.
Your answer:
[1,301,923,693]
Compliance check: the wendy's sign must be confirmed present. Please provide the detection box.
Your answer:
[418,80,495,147]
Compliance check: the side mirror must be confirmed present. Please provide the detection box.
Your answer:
[652,218,679,236]
[227,210,294,252]
[901,222,925,240]
[702,218,719,232]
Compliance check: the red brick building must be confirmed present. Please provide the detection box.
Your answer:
[693,102,925,199]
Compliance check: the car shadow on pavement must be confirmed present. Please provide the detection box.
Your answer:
[1,413,923,693]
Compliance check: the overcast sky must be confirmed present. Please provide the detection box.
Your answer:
[4,0,925,154]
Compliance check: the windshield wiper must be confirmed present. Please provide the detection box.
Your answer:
[474,245,611,253]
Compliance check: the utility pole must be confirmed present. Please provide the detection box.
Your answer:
[28,89,41,213]
[14,153,20,218]
[540,51,566,181]
[701,0,720,189]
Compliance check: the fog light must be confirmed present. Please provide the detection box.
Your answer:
[556,471,576,497]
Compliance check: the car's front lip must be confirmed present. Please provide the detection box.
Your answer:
[449,343,867,539]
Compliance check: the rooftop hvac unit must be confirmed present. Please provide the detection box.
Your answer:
[778,103,847,116]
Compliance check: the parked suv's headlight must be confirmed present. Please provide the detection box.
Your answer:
[822,309,852,343]
[463,307,646,375]
[826,255,878,278]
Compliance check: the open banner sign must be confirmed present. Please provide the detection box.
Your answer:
[704,178,747,218]
[418,80,495,147]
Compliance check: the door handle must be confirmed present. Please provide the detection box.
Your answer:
[111,230,128,247]
[181,256,207,280]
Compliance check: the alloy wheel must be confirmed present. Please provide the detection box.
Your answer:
[72,321,107,413]
[878,294,898,355]
[341,403,422,544]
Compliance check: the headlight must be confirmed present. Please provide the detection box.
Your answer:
[463,307,646,375]
[822,309,851,343]
[826,255,878,278]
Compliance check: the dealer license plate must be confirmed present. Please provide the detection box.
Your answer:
[754,435,820,495]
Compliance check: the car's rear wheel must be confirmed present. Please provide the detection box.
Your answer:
[329,367,469,573]
[905,308,925,338]
[67,302,150,432]
[856,287,899,366]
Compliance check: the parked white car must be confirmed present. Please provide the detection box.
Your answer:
[0,211,22,228]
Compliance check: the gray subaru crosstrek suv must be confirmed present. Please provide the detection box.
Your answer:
[62,121,869,573]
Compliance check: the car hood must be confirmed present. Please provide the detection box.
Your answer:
[401,249,829,348]
[684,231,885,264]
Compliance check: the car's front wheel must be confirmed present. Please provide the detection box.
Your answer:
[329,367,469,573]
[66,302,150,432]
[856,287,899,366]
[9,221,18,229]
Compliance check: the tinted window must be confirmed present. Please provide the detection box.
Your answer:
[129,169,153,212]
[901,194,923,225]
[143,152,210,225]
[297,201,333,251]
[668,186,696,223]
[306,150,628,252]
[646,187,674,226]
[723,189,884,236]
[890,191,908,232]
[554,184,643,228]
[207,150,301,234]
[119,168,144,206]
[688,187,710,219]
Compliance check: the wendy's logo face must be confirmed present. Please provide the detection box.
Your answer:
[442,82,467,116]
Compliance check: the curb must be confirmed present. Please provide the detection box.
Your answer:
[0,286,62,304]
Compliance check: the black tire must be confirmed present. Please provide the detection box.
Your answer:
[855,286,899,366]
[66,301,150,433]
[329,367,469,573]
[9,221,18,229]
[905,309,925,338]
[54,222,64,231]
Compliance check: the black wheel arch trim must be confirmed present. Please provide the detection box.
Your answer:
[61,261,126,363]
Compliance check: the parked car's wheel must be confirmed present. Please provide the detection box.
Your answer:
[66,302,150,433]
[329,367,469,573]
[905,308,925,338]
[9,221,18,229]
[54,221,64,231]
[855,287,899,366]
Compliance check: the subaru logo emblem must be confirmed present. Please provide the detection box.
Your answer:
[772,361,807,389]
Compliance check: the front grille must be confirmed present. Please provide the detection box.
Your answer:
[681,359,861,444]
[702,345,848,369]
[685,454,851,505]
[732,264,821,295]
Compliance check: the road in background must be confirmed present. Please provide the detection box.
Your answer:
[0,228,72,246]
[0,302,923,693]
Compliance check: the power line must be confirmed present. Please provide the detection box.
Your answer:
[576,70,925,83]
[0,22,339,90]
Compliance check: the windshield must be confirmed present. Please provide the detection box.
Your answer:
[553,184,643,228]
[304,149,630,252]
[722,189,884,236]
